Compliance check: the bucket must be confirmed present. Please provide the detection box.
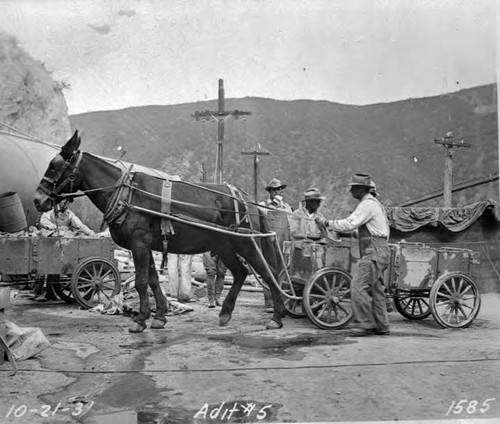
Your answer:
[0,192,27,233]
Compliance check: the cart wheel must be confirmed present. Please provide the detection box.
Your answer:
[52,279,76,303]
[278,269,306,318]
[430,271,481,328]
[393,289,432,320]
[71,258,121,309]
[303,267,353,329]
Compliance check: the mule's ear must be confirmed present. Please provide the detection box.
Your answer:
[61,130,81,158]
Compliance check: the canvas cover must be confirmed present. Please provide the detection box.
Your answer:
[386,200,500,233]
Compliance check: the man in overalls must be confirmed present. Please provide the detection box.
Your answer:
[259,178,292,312]
[317,173,391,336]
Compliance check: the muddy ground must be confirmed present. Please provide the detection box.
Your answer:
[1,288,499,424]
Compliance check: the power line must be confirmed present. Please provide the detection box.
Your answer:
[192,79,251,184]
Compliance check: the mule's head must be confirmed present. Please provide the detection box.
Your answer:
[34,130,83,212]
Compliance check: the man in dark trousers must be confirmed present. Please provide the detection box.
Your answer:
[317,173,391,336]
[259,178,292,312]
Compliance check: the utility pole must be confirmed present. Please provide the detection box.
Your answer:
[241,144,270,202]
[192,79,251,184]
[434,131,471,207]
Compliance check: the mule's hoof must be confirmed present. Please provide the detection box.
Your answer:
[219,314,231,326]
[265,319,283,330]
[129,322,147,333]
[150,318,167,329]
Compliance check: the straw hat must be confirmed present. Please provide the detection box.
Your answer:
[265,178,287,192]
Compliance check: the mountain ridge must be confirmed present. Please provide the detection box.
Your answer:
[69,83,498,217]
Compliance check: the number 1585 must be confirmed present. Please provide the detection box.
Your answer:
[446,398,495,415]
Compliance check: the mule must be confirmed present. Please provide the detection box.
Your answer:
[33,131,285,332]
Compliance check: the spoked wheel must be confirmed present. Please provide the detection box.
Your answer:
[303,267,353,329]
[278,269,306,318]
[393,289,432,320]
[71,258,121,309]
[430,271,481,328]
[52,278,76,303]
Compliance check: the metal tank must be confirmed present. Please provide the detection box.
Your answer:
[0,130,177,231]
[0,130,60,227]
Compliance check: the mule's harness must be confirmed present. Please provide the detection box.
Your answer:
[38,151,84,199]
[43,150,268,237]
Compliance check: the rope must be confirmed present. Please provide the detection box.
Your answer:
[0,122,60,150]
[3,356,498,375]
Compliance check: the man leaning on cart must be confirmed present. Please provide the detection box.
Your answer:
[317,173,391,336]
[35,199,97,301]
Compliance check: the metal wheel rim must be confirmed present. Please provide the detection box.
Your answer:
[52,280,76,303]
[430,272,481,328]
[393,289,432,320]
[278,269,306,318]
[71,258,121,309]
[303,267,353,329]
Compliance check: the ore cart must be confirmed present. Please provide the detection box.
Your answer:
[386,242,481,328]
[0,235,121,309]
[275,231,481,330]
[278,239,355,330]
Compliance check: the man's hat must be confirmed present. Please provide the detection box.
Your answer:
[303,187,325,201]
[347,173,376,188]
[265,178,287,191]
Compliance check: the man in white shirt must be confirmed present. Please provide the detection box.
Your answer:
[39,199,95,236]
[289,188,328,240]
[318,173,391,336]
[37,199,96,301]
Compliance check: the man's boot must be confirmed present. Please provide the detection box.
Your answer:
[207,279,216,308]
[215,276,224,307]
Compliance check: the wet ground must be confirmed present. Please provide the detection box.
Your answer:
[1,290,500,424]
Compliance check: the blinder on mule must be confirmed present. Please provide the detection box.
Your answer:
[39,150,83,202]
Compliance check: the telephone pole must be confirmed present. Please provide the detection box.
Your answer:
[434,131,471,207]
[241,144,270,202]
[193,79,251,184]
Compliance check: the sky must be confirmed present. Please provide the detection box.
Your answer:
[0,0,497,115]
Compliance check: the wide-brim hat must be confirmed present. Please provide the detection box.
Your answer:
[265,178,287,191]
[303,187,325,201]
[347,173,376,189]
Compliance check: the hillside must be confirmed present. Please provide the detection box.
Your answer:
[0,32,71,226]
[0,33,70,142]
[70,84,498,217]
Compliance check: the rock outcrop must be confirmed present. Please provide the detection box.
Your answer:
[0,32,71,227]
[0,32,70,142]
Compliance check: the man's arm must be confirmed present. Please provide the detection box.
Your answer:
[319,202,373,233]
[39,211,56,230]
[68,211,95,236]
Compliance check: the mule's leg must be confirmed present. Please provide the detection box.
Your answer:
[147,251,168,329]
[249,263,285,329]
[129,247,152,333]
[217,249,249,326]
[236,241,285,329]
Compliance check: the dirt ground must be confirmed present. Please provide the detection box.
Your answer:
[1,287,499,424]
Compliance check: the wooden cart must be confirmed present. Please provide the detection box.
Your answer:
[0,235,121,309]
[276,238,482,330]
[386,242,482,328]
[278,239,355,330]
